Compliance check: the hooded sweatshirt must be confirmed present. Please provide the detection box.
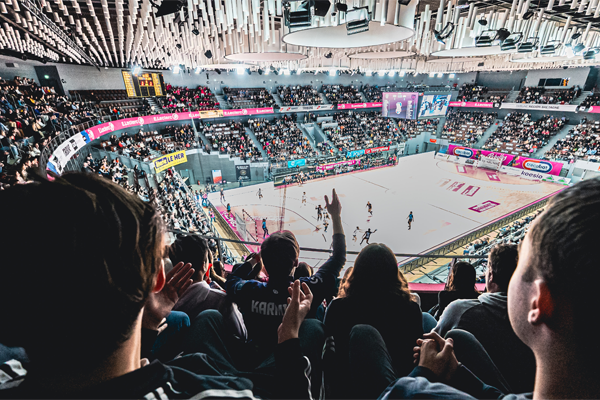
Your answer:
[433,292,536,393]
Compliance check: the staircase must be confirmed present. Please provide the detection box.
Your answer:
[436,117,446,136]
[475,119,503,148]
[504,90,520,103]
[272,93,284,108]
[215,93,230,109]
[298,123,322,156]
[573,91,592,106]
[245,127,269,159]
[536,123,574,158]
[319,93,330,104]
[359,91,369,102]
[313,122,339,154]
[146,98,159,112]
[195,125,213,149]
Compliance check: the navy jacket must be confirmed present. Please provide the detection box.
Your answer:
[226,234,346,350]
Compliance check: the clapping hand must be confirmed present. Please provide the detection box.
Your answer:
[142,262,194,331]
[278,280,313,343]
[413,332,459,383]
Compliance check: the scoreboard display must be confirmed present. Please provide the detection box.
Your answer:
[122,71,166,98]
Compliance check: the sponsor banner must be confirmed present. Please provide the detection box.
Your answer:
[52,133,87,172]
[235,164,251,181]
[316,159,361,172]
[288,158,307,168]
[447,182,465,192]
[365,146,390,154]
[499,166,571,184]
[448,144,563,176]
[346,149,365,158]
[469,200,501,213]
[382,92,419,119]
[499,102,579,112]
[222,107,274,117]
[587,106,600,113]
[485,171,501,181]
[448,101,495,108]
[461,185,480,197]
[212,169,222,184]
[278,105,334,112]
[153,150,188,173]
[337,102,383,110]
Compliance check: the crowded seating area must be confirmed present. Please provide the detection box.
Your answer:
[579,92,600,108]
[322,84,362,104]
[322,112,370,151]
[201,119,263,161]
[356,111,403,146]
[249,115,318,161]
[397,118,439,138]
[362,84,383,102]
[223,87,275,108]
[157,85,220,112]
[0,75,98,187]
[544,119,600,162]
[482,112,567,155]
[515,86,582,104]
[277,85,322,106]
[456,83,509,103]
[441,110,498,145]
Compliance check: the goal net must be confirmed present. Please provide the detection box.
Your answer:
[478,155,502,171]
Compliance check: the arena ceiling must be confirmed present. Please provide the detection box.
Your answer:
[1,0,600,73]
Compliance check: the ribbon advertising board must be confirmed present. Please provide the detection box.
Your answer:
[153,150,188,173]
[365,146,390,154]
[222,107,274,117]
[337,102,383,110]
[448,101,495,108]
[316,159,361,172]
[278,105,334,112]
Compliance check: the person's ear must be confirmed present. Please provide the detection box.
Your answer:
[529,279,554,326]
[153,260,166,293]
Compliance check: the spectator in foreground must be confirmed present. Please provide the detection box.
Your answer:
[365,179,600,400]
[225,188,346,367]
[324,243,423,398]
[0,173,318,399]
[170,235,247,341]
[433,261,480,319]
[434,244,536,393]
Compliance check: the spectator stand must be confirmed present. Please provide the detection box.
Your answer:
[200,119,263,162]
[322,84,362,105]
[456,83,509,104]
[70,89,149,118]
[223,87,275,109]
[248,115,318,162]
[277,85,323,106]
[514,85,582,105]
[361,84,402,102]
[441,110,498,146]
[156,85,220,112]
[544,119,600,162]
[578,92,600,108]
[482,112,567,157]
[397,118,439,139]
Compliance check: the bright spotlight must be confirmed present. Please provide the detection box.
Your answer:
[173,65,180,74]
[365,70,372,76]
[429,72,435,77]
[132,65,141,75]
[195,67,201,74]
[398,70,406,77]
[449,73,455,78]
[438,72,444,77]
[329,69,336,76]
[283,69,291,75]
[388,70,395,77]
[264,69,270,75]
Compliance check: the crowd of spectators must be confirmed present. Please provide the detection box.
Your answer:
[202,120,262,162]
[356,111,403,147]
[322,84,362,105]
[457,83,507,103]
[322,112,368,152]
[515,85,581,104]
[483,112,566,154]
[159,85,220,112]
[0,75,98,187]
[223,87,275,108]
[579,92,600,108]
[249,115,317,161]
[441,110,497,146]
[362,84,383,102]
[397,118,439,138]
[277,85,322,106]
[544,119,600,162]
[5,169,599,400]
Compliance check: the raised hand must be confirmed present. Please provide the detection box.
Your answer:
[324,188,342,218]
[142,262,194,331]
[278,280,313,343]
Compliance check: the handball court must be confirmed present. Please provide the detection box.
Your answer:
[209,153,564,269]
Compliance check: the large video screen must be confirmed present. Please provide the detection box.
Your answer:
[382,92,419,119]
[418,94,452,118]
[122,71,166,98]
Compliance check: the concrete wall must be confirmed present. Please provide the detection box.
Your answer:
[476,70,528,90]
[524,67,590,88]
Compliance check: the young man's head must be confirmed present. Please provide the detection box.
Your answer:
[509,180,600,373]
[0,173,165,374]
[169,235,210,282]
[260,230,300,278]
[486,244,518,293]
